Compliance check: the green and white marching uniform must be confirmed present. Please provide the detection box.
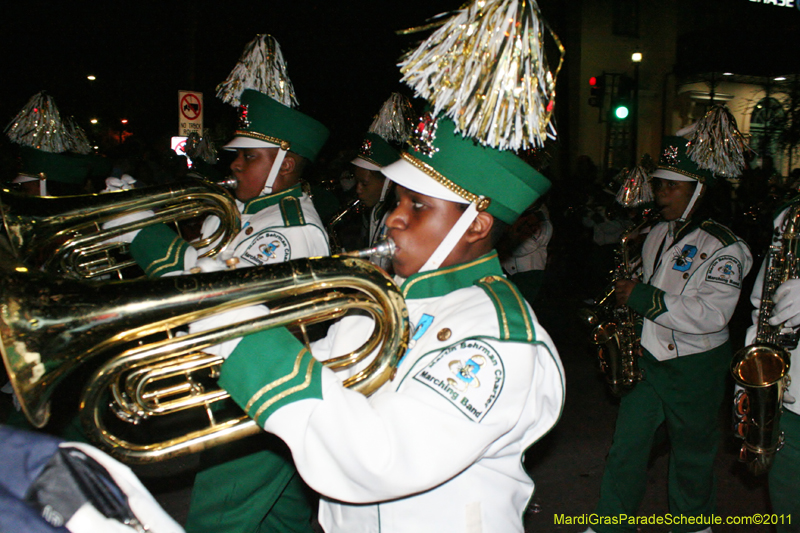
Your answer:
[129,183,329,276]
[631,219,752,360]
[218,252,565,533]
[746,204,800,533]
[593,218,752,533]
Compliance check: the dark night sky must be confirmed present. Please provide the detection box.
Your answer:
[0,1,459,156]
[2,1,800,163]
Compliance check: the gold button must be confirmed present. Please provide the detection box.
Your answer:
[668,344,675,350]
[437,328,452,341]
[246,227,254,235]
[700,253,707,260]
[683,272,689,279]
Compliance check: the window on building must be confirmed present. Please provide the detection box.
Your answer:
[750,97,786,173]
[612,0,639,38]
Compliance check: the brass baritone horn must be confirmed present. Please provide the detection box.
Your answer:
[0,177,241,280]
[0,240,408,464]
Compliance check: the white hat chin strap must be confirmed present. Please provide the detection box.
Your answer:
[418,200,481,273]
[260,149,288,196]
[680,182,704,221]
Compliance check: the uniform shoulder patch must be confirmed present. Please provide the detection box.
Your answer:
[280,196,306,227]
[240,230,292,265]
[413,339,505,422]
[475,275,535,343]
[700,220,738,247]
[706,254,744,288]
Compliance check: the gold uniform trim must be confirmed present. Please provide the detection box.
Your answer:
[149,236,186,276]
[658,165,707,183]
[480,276,534,342]
[400,152,491,211]
[244,347,307,413]
[401,254,496,298]
[253,357,315,424]
[236,130,291,151]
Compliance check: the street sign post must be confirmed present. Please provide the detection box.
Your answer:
[178,90,203,136]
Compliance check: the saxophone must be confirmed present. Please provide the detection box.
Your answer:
[730,204,799,475]
[327,198,362,254]
[579,215,652,397]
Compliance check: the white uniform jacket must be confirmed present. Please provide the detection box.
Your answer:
[745,205,800,416]
[628,218,752,361]
[130,183,329,276]
[502,206,553,275]
[217,252,565,533]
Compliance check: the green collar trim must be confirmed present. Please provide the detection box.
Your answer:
[401,251,502,299]
[673,217,706,242]
[242,183,304,215]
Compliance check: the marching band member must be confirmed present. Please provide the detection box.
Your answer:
[106,35,330,277]
[103,35,331,533]
[585,136,752,533]
[743,199,800,532]
[350,93,414,271]
[202,113,564,532]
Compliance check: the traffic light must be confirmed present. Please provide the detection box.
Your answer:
[612,75,634,120]
[589,75,605,107]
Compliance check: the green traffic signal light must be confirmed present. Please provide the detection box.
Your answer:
[614,104,630,120]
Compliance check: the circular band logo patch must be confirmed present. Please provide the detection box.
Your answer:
[241,230,291,265]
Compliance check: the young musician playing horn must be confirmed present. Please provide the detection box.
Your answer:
[584,136,752,533]
[197,114,565,532]
[104,36,332,533]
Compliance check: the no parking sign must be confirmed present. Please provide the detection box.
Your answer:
[178,90,203,136]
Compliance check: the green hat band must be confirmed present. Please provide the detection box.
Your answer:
[399,116,551,224]
[654,135,714,184]
[357,132,400,168]
[234,89,329,161]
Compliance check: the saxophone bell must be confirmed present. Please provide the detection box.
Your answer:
[731,202,800,475]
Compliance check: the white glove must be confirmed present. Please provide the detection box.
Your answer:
[769,278,800,328]
[101,210,154,244]
[102,174,137,193]
[189,305,271,360]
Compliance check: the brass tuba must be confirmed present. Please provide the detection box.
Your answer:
[0,177,241,280]
[579,216,652,396]
[731,204,799,475]
[0,241,408,464]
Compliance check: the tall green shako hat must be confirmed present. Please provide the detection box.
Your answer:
[5,91,93,195]
[382,0,561,273]
[217,34,329,195]
[352,93,415,201]
[655,105,751,221]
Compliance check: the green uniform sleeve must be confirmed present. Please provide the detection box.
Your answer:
[130,223,191,277]
[627,282,668,321]
[219,327,324,426]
